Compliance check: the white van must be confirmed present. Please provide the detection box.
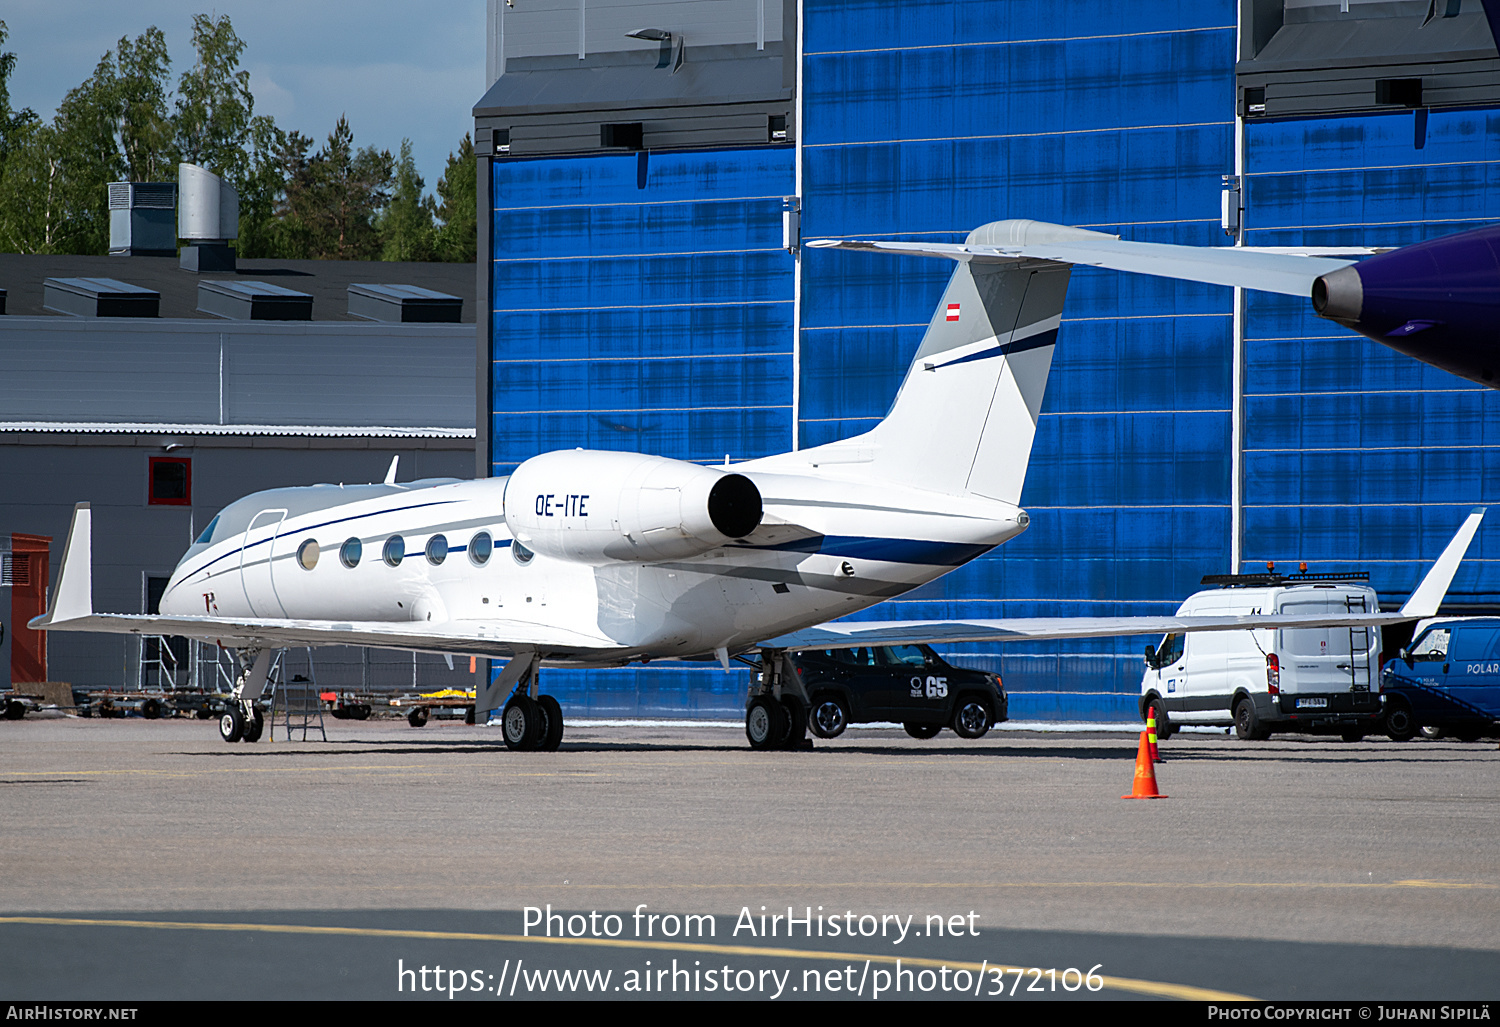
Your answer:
[1140,575,1384,742]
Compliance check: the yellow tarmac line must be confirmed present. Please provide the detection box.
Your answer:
[0,916,1253,1001]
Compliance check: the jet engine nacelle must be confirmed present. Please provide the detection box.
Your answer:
[504,450,763,564]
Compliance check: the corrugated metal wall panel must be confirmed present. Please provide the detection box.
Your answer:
[1243,105,1500,611]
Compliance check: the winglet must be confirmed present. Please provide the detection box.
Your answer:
[1399,507,1485,619]
[384,455,400,485]
[37,503,93,625]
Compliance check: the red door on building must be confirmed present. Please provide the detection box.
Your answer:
[10,534,51,684]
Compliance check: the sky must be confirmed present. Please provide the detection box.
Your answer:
[1,0,487,193]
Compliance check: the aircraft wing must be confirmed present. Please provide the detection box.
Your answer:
[758,508,1485,652]
[30,505,627,663]
[807,233,1373,298]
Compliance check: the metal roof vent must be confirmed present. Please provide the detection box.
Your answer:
[348,284,462,323]
[177,163,239,273]
[198,280,313,321]
[43,277,160,318]
[107,182,178,257]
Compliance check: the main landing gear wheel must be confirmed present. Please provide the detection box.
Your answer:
[745,696,787,751]
[779,695,808,749]
[219,706,244,743]
[502,695,543,751]
[537,695,564,751]
[242,708,265,743]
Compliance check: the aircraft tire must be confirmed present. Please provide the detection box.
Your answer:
[219,706,244,743]
[242,708,264,743]
[538,695,564,751]
[778,695,806,749]
[502,695,542,751]
[745,696,785,750]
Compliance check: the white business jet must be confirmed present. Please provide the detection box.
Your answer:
[32,220,1483,750]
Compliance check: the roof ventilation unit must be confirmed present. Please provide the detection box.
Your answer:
[347,284,462,323]
[43,277,160,318]
[198,280,313,321]
[177,163,239,273]
[107,182,178,257]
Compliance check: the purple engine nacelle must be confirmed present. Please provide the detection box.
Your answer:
[1312,224,1500,388]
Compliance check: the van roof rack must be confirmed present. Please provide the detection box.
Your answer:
[1200,571,1370,588]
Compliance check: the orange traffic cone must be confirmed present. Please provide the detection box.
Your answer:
[1122,731,1167,799]
[1146,710,1162,763]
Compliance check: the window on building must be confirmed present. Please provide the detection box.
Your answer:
[149,457,191,505]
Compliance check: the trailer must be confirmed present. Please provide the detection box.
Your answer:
[389,688,477,727]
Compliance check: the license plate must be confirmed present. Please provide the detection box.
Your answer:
[1296,698,1328,709]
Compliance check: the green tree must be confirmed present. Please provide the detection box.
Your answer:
[47,54,125,253]
[0,120,62,253]
[174,14,253,182]
[281,116,392,260]
[379,139,436,261]
[234,113,289,258]
[0,20,39,175]
[434,132,476,263]
[115,28,175,182]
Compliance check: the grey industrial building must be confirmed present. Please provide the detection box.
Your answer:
[0,253,477,693]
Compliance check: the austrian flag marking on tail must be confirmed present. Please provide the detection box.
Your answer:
[945,303,961,321]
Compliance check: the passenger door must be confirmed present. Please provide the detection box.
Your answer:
[239,508,289,618]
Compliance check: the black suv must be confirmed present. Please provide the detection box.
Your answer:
[787,644,1007,740]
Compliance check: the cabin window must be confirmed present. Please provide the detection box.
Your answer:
[148,457,191,506]
[296,539,319,570]
[426,534,448,565]
[383,536,405,567]
[469,531,493,565]
[340,538,362,568]
[512,540,535,565]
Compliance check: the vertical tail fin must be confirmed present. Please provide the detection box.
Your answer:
[808,220,1114,501]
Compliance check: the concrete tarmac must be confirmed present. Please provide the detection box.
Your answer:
[1,714,1497,1001]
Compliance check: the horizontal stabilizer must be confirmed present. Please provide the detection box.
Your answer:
[809,222,1366,298]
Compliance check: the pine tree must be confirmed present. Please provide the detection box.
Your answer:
[435,133,476,263]
[380,139,437,261]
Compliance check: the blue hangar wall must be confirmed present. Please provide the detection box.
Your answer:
[480,0,1500,721]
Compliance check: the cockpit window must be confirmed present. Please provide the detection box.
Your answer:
[195,515,220,545]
